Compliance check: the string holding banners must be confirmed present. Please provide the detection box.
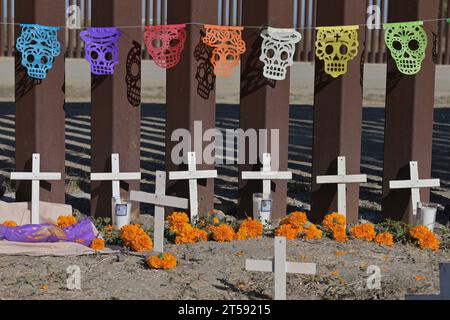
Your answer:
[144,24,187,69]
[315,25,359,78]
[80,27,122,75]
[384,21,427,75]
[259,27,302,81]
[16,24,61,80]
[202,25,246,77]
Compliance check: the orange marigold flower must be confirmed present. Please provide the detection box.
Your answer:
[1,220,17,227]
[120,224,153,252]
[147,252,177,270]
[167,211,190,234]
[212,217,220,225]
[303,224,323,240]
[350,224,376,242]
[332,225,348,242]
[90,238,105,251]
[410,225,440,251]
[375,232,394,247]
[175,224,208,244]
[209,224,236,242]
[56,215,77,229]
[323,212,346,231]
[275,224,302,240]
[280,211,308,229]
[104,225,114,233]
[236,218,263,240]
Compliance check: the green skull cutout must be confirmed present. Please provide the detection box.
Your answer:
[384,21,427,75]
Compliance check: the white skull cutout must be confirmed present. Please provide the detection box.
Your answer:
[315,26,359,78]
[384,22,428,75]
[259,27,302,81]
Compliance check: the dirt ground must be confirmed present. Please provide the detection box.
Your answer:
[1,232,449,300]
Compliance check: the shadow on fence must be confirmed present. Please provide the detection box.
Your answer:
[0,102,449,220]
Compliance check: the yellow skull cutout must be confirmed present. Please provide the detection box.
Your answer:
[315,26,359,78]
[202,25,246,77]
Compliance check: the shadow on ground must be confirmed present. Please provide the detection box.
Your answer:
[0,103,449,220]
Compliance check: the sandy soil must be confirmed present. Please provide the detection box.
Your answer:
[1,232,449,300]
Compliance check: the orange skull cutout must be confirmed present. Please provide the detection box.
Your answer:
[202,25,246,77]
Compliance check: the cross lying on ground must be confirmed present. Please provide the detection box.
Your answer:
[245,236,316,300]
[10,153,61,224]
[130,171,188,253]
[406,263,450,300]
[241,153,292,198]
[169,152,217,222]
[316,156,367,218]
[389,161,440,218]
[90,153,141,204]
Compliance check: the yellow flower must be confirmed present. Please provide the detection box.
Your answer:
[120,224,153,252]
[212,217,220,225]
[236,218,263,240]
[209,224,235,242]
[167,211,190,234]
[350,224,376,242]
[375,232,394,247]
[147,253,177,270]
[1,220,17,227]
[56,215,77,229]
[275,224,302,240]
[90,238,105,251]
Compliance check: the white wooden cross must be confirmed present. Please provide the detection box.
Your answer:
[241,153,292,198]
[316,156,367,217]
[246,236,316,300]
[406,263,450,300]
[389,161,440,219]
[130,171,188,253]
[169,152,217,222]
[90,153,141,204]
[10,153,61,224]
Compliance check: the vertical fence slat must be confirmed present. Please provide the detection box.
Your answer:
[238,0,294,219]
[153,0,159,25]
[143,0,151,59]
[15,0,66,210]
[0,0,4,56]
[304,0,313,61]
[445,0,450,64]
[311,0,366,224]
[75,0,83,58]
[237,0,242,25]
[90,0,142,219]
[166,0,218,218]
[377,0,386,63]
[437,0,445,64]
[382,0,439,224]
[222,0,228,25]
[365,0,372,62]
[370,0,379,62]
[310,0,317,61]
[161,0,167,24]
[295,0,303,61]
[7,0,13,56]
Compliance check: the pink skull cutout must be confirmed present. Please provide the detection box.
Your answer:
[144,24,186,69]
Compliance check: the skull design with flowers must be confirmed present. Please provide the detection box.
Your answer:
[202,25,246,77]
[80,27,121,75]
[144,24,186,69]
[259,27,302,81]
[315,26,359,78]
[16,24,61,80]
[384,22,427,75]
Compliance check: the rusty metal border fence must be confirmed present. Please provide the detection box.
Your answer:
[1,0,450,63]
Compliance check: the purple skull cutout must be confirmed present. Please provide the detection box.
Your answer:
[80,27,121,75]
